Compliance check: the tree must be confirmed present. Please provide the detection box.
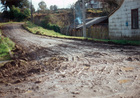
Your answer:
[32,5,35,13]
[53,5,58,11]
[38,1,47,13]
[23,8,31,18]
[8,6,30,21]
[50,5,58,11]
[1,0,29,11]
[50,5,53,11]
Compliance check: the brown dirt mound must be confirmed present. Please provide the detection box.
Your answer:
[0,59,44,84]
[0,45,68,84]
[0,45,45,84]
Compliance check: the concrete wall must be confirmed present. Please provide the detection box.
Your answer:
[109,0,140,40]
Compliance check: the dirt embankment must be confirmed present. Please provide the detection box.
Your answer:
[0,23,140,98]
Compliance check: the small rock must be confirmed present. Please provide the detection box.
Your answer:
[5,83,12,86]
[15,87,20,90]
[71,91,80,94]
[84,64,90,67]
[35,81,42,84]
[126,57,133,61]
[14,80,21,84]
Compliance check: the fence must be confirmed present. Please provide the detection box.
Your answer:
[68,24,109,39]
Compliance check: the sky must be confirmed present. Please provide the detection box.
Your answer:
[32,0,78,10]
[0,0,78,12]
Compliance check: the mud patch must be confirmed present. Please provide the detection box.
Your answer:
[0,59,45,84]
[43,56,68,71]
[84,52,108,58]
[58,44,77,49]
[28,47,60,60]
[126,55,140,61]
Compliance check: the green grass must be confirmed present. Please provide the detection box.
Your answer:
[0,23,15,61]
[0,21,20,26]
[93,39,140,46]
[23,21,85,39]
[23,21,140,46]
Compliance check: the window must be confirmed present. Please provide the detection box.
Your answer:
[131,9,139,29]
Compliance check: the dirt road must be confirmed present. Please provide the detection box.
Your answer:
[0,23,140,98]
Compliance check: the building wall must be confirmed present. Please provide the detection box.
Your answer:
[109,0,140,40]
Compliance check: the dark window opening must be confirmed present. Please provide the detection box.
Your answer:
[131,9,139,29]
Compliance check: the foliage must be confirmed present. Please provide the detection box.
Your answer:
[23,8,31,18]
[10,6,21,19]
[40,16,50,27]
[46,23,60,33]
[40,16,60,33]
[23,21,82,39]
[38,1,47,13]
[0,31,15,60]
[50,5,58,11]
[8,6,31,21]
[1,0,29,11]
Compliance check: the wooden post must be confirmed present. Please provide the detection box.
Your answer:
[82,0,86,38]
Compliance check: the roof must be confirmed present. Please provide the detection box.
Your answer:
[109,0,124,17]
[76,16,108,29]
[69,18,94,29]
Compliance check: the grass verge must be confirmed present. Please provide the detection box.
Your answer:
[23,21,140,46]
[23,21,85,39]
[0,23,15,61]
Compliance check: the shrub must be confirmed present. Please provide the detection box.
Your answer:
[41,16,50,28]
[41,16,60,33]
[8,6,31,21]
[46,23,60,33]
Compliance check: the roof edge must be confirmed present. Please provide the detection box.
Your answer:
[109,0,125,17]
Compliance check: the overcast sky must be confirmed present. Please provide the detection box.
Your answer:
[32,0,78,10]
[0,0,78,12]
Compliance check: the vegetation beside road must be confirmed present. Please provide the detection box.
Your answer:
[0,23,15,61]
[24,21,140,46]
[23,21,84,39]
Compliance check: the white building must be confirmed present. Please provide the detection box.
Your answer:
[109,0,140,40]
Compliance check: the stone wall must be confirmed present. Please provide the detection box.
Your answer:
[109,0,140,40]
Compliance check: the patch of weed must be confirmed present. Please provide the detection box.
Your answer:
[0,23,15,61]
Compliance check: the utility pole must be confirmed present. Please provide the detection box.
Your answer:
[74,6,75,29]
[31,0,33,22]
[82,0,86,38]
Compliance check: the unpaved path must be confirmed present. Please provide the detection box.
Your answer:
[0,23,140,98]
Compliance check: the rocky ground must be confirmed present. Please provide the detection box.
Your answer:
[0,23,140,98]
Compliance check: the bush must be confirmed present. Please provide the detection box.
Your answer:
[0,36,15,60]
[5,6,31,21]
[41,16,50,28]
[41,16,60,33]
[46,23,60,33]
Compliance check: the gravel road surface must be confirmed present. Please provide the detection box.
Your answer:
[0,23,140,98]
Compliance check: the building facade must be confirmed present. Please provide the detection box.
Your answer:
[109,0,140,40]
